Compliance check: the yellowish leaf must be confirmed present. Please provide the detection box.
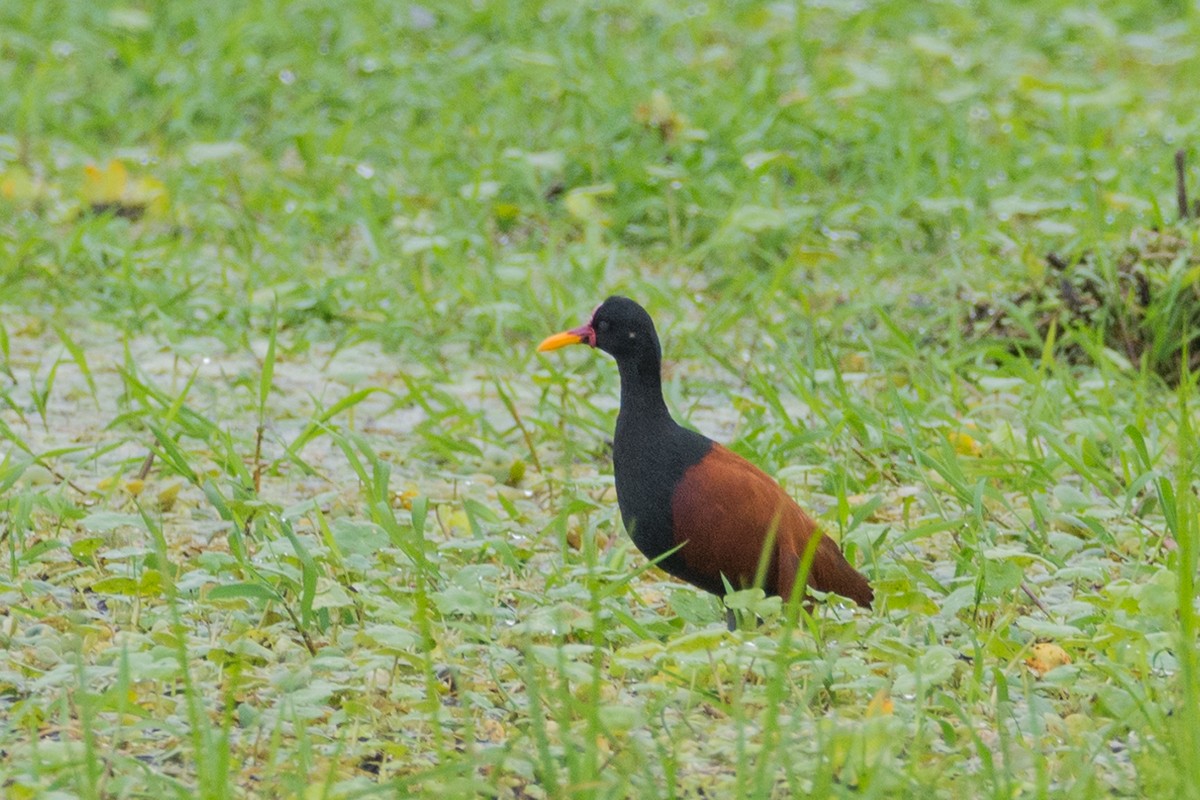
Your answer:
[84,160,129,204]
[82,159,169,219]
[866,688,894,717]
[443,509,469,533]
[132,175,170,217]
[392,487,418,509]
[1,166,43,203]
[563,184,614,225]
[157,482,182,511]
[948,430,983,457]
[1026,642,1072,675]
[566,526,582,550]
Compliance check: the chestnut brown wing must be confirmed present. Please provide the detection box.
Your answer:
[670,445,873,607]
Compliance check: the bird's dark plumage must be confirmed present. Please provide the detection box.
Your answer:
[538,296,874,612]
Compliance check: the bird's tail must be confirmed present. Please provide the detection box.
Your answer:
[786,534,875,609]
[815,555,874,608]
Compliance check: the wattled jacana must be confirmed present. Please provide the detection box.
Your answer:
[538,296,874,626]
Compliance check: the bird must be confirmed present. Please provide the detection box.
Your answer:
[538,296,874,628]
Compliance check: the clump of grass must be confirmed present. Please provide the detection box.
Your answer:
[962,152,1200,383]
[962,227,1200,382]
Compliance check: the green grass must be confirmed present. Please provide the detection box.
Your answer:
[3,0,1200,796]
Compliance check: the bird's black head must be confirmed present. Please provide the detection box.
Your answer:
[538,296,661,365]
[591,296,661,361]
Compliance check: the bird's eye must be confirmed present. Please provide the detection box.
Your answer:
[597,320,610,333]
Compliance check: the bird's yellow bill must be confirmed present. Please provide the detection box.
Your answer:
[537,331,584,352]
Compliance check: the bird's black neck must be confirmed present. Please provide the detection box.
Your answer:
[609,339,714,586]
[616,353,672,431]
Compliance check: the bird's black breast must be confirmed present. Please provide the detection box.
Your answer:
[612,419,712,583]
